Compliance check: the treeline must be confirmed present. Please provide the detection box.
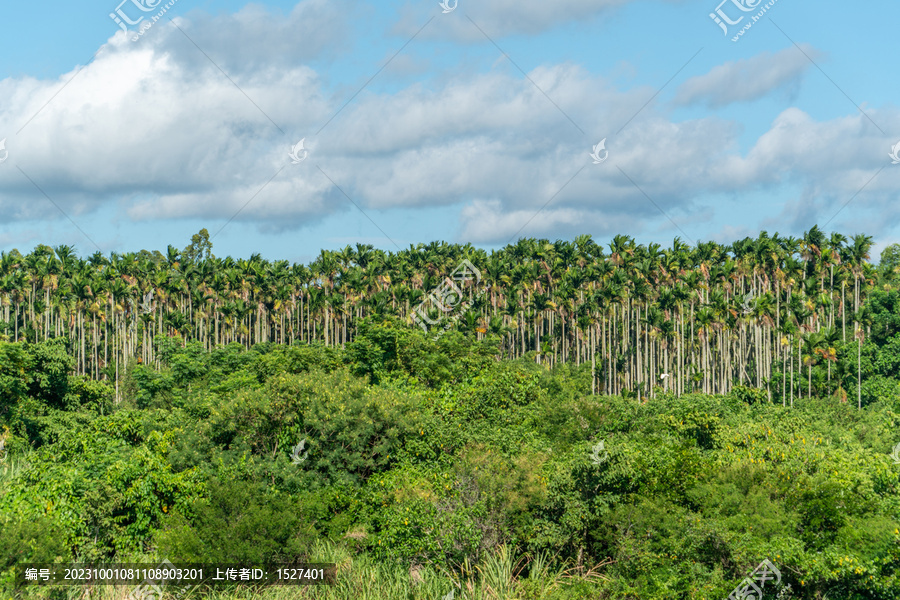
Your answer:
[1,227,898,404]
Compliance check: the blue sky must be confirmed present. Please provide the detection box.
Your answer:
[0,0,898,264]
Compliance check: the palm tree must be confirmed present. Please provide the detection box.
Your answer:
[0,227,881,408]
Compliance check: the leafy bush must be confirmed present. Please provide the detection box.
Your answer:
[345,316,499,388]
[729,385,769,405]
[154,477,314,563]
[254,343,345,382]
[795,480,849,551]
[0,513,69,588]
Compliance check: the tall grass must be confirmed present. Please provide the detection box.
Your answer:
[0,444,33,486]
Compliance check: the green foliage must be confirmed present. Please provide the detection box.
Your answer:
[346,316,499,388]
[168,341,211,386]
[860,375,900,407]
[864,289,900,346]
[181,227,215,264]
[102,431,204,547]
[154,477,313,563]
[795,480,849,551]
[65,376,114,414]
[0,513,69,588]
[0,342,29,422]
[872,334,900,377]
[25,337,74,409]
[127,363,175,409]
[263,369,433,485]
[879,243,900,284]
[3,314,900,600]
[253,343,344,382]
[730,384,769,405]
[0,339,78,431]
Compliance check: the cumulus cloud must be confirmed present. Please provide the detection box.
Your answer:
[0,3,337,223]
[0,3,896,249]
[111,0,351,74]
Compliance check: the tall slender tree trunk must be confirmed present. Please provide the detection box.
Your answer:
[857,334,862,410]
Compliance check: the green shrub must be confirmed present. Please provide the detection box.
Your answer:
[154,477,314,563]
[264,369,433,485]
[796,480,849,551]
[0,513,70,588]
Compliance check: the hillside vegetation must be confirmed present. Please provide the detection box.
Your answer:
[1,232,900,599]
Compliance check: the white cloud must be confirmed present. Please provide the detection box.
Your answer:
[0,8,333,221]
[674,45,821,108]
[458,198,645,243]
[393,0,683,40]
[116,0,352,74]
[0,4,897,248]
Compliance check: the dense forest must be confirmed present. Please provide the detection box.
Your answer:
[1,230,900,599]
[0,227,896,404]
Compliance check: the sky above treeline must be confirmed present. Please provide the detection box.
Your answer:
[0,0,897,265]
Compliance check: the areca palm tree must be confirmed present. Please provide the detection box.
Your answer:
[0,227,879,407]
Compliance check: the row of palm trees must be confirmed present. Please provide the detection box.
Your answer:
[0,227,877,404]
